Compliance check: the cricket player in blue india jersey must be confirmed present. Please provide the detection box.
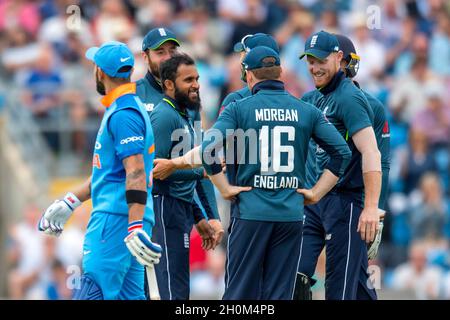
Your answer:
[293,31,382,300]
[38,41,162,300]
[152,46,352,299]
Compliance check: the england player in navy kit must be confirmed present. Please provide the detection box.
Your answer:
[294,31,382,300]
[153,46,352,299]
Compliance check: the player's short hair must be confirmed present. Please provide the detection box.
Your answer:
[250,58,282,80]
[160,53,195,91]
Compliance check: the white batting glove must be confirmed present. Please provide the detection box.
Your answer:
[38,193,81,236]
[125,221,162,267]
[367,216,384,260]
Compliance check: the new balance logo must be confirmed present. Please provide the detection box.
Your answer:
[120,136,144,144]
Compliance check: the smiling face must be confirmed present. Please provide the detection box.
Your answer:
[173,64,201,110]
[306,51,343,88]
[143,41,178,79]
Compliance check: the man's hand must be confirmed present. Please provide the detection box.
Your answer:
[221,158,226,174]
[153,158,176,180]
[357,207,380,243]
[195,219,215,250]
[208,219,224,249]
[125,228,162,267]
[296,188,319,206]
[38,193,81,236]
[367,211,385,260]
[220,185,252,201]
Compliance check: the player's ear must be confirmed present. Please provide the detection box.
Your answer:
[141,50,149,64]
[246,70,252,84]
[163,79,174,92]
[336,51,344,63]
[95,66,104,80]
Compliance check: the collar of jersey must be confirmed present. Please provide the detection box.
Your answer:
[101,83,136,108]
[252,80,285,95]
[163,95,187,117]
[318,71,345,95]
[145,71,163,93]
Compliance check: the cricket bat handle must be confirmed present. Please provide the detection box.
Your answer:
[146,264,161,300]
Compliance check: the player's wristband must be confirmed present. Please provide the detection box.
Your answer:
[126,190,147,205]
[128,220,143,234]
[63,192,82,211]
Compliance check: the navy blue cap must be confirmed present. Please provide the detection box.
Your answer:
[334,34,359,62]
[234,33,280,54]
[242,46,280,71]
[299,30,340,60]
[142,27,180,51]
[85,41,134,78]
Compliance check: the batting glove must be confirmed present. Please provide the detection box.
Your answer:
[367,217,384,260]
[125,221,162,267]
[38,192,81,236]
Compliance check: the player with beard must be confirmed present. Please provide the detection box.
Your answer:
[39,41,162,299]
[137,28,222,265]
[149,53,213,300]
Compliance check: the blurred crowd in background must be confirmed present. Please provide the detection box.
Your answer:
[1,0,450,300]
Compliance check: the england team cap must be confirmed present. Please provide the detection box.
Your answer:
[299,30,340,60]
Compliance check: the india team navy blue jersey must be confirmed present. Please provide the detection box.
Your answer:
[202,80,351,222]
[91,83,155,225]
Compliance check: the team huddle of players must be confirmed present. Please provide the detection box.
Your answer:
[38,26,389,301]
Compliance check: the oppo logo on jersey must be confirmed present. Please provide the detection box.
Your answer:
[120,136,144,145]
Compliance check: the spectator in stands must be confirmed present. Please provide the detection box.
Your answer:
[7,205,47,299]
[1,26,41,80]
[389,57,439,123]
[226,0,270,53]
[399,128,438,195]
[412,84,450,149]
[391,241,444,299]
[92,0,135,44]
[190,246,226,299]
[350,12,386,88]
[22,45,63,151]
[429,12,450,76]
[277,8,315,93]
[409,173,450,241]
[0,0,41,37]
